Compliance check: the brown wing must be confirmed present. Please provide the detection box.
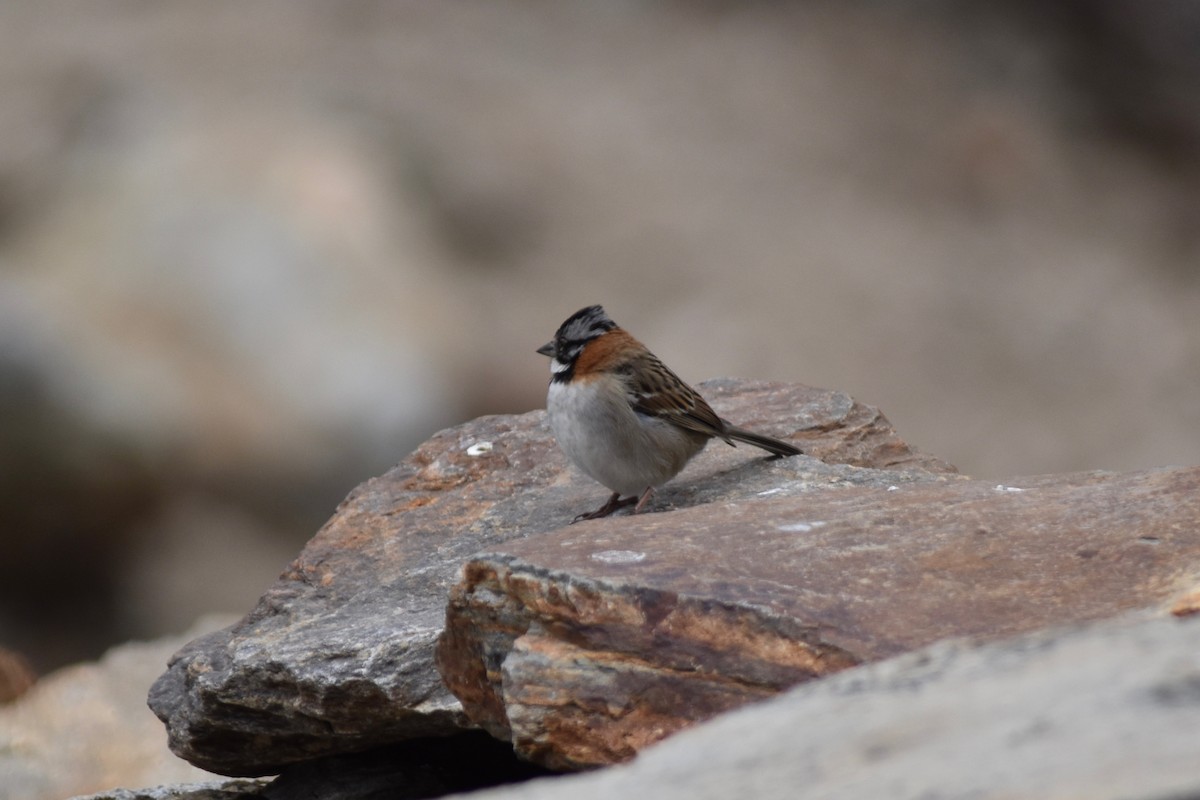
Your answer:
[623,351,731,442]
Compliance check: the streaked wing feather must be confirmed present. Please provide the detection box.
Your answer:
[625,354,728,439]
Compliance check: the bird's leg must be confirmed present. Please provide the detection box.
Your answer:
[632,486,656,513]
[572,492,638,523]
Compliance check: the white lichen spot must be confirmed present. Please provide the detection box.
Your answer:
[465,441,493,456]
[778,521,827,533]
[590,549,647,564]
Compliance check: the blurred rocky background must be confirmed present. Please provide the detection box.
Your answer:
[1,0,1198,686]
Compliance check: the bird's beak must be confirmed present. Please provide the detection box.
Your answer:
[536,341,555,357]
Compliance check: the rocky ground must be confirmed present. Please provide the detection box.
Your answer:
[1,3,1200,798]
[2,379,1195,799]
[2,1,1200,678]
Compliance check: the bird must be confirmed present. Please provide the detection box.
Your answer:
[537,305,802,522]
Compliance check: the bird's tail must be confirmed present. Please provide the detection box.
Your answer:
[723,424,803,458]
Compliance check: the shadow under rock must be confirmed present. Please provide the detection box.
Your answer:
[262,731,558,800]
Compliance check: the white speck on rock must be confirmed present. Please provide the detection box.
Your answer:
[993,484,1024,493]
[778,521,826,533]
[465,441,493,456]
[757,487,785,496]
[590,549,647,564]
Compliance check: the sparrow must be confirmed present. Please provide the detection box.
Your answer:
[537,305,802,522]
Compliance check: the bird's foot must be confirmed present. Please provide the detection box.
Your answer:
[572,492,638,523]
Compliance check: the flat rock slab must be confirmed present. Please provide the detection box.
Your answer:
[149,380,950,776]
[436,465,1200,768]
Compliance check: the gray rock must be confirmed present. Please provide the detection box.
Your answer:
[68,781,267,800]
[0,617,233,800]
[69,732,551,800]
[451,613,1200,800]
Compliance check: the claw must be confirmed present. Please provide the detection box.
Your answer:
[571,491,639,523]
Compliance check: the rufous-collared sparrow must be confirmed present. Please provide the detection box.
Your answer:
[537,305,802,522]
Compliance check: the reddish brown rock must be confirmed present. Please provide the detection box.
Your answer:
[149,380,946,776]
[1170,583,1200,617]
[435,466,1200,769]
[0,647,35,704]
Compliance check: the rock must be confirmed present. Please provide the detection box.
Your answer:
[435,465,1200,768]
[0,617,234,800]
[7,0,1200,696]
[67,781,268,800]
[69,732,552,800]
[86,614,1200,800]
[1171,582,1200,617]
[0,297,165,670]
[1,103,469,492]
[446,613,1200,800]
[261,733,552,800]
[149,380,951,776]
[0,647,36,703]
[0,99,474,670]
